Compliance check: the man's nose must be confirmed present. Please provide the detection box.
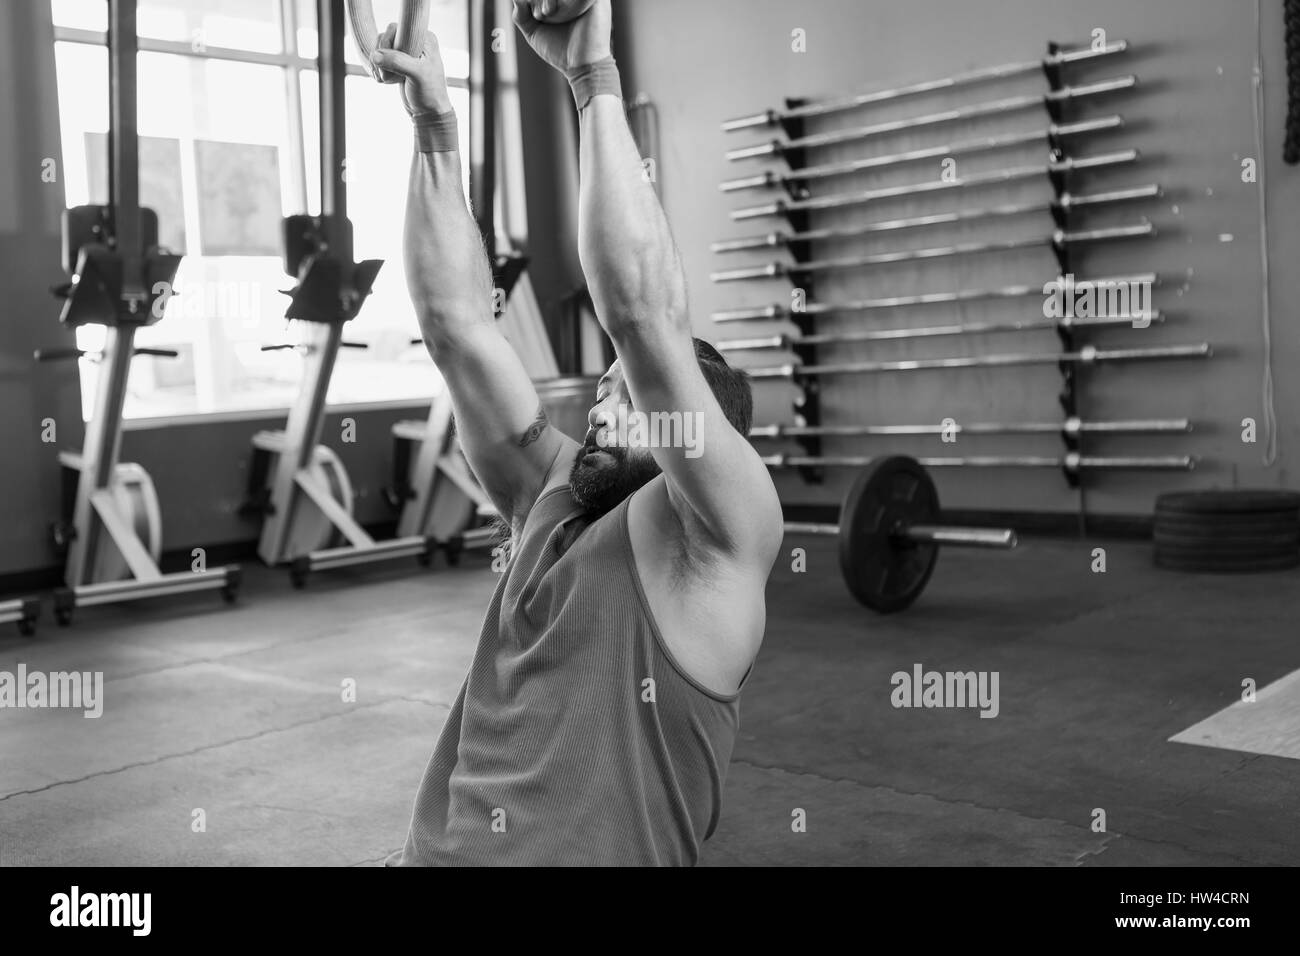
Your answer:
[588,407,618,444]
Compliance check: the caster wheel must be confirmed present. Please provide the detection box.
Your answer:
[289,557,310,590]
[17,598,40,637]
[221,567,242,603]
[444,535,464,567]
[53,589,74,627]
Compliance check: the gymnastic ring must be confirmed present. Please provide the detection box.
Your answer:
[346,0,431,82]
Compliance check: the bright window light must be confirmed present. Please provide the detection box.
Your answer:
[49,0,474,422]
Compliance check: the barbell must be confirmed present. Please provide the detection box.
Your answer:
[744,343,1212,380]
[750,417,1192,439]
[711,269,1158,323]
[764,452,1196,473]
[729,151,1141,222]
[785,456,1016,613]
[711,223,1154,283]
[718,116,1124,193]
[721,42,1129,133]
[725,76,1137,162]
[711,184,1161,256]
[717,311,1162,352]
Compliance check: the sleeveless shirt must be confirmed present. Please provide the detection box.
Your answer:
[387,483,744,866]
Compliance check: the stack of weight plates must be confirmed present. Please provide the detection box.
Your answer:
[1153,490,1300,572]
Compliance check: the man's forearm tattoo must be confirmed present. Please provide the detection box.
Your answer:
[518,406,548,447]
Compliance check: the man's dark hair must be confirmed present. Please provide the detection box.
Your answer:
[693,337,753,437]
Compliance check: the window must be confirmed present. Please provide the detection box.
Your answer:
[50,0,472,421]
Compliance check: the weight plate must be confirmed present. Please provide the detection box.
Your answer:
[1155,490,1300,515]
[839,456,940,614]
[1154,530,1300,548]
[1155,525,1299,542]
[1154,541,1294,564]
[1154,547,1300,564]
[1154,512,1299,535]
[1155,550,1300,573]
[1155,506,1298,521]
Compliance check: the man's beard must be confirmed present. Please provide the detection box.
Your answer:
[568,437,661,516]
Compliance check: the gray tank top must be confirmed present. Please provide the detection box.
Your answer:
[388,483,743,866]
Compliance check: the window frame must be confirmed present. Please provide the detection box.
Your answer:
[52,1,473,427]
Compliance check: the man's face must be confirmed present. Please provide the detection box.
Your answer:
[569,360,662,515]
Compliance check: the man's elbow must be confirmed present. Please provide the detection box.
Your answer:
[414,304,493,359]
[604,302,691,342]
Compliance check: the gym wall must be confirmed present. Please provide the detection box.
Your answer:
[614,0,1300,518]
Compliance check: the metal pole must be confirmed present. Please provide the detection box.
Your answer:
[905,525,1018,548]
[712,271,1159,323]
[712,185,1160,255]
[70,0,143,585]
[259,0,351,565]
[749,418,1192,439]
[67,327,138,585]
[722,42,1129,132]
[782,522,840,536]
[711,223,1154,282]
[257,322,346,565]
[731,151,1139,221]
[725,77,1137,161]
[107,0,141,300]
[744,343,1211,379]
[320,0,348,249]
[719,116,1123,192]
[719,312,1162,352]
[469,0,497,257]
[781,521,1017,548]
[763,454,1195,470]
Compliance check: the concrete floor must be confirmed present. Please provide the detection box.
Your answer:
[1,535,1297,866]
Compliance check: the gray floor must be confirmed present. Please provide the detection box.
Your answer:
[1,536,1297,866]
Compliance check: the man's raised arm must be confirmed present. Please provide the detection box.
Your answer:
[372,26,574,528]
[513,1,781,558]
